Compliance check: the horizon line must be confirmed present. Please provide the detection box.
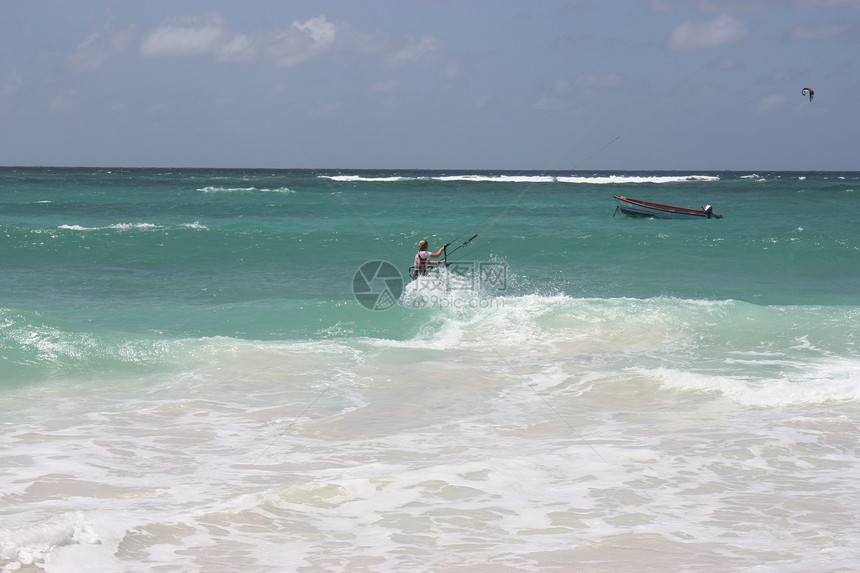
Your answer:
[2,165,857,173]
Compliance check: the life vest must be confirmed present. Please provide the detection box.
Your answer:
[413,251,429,277]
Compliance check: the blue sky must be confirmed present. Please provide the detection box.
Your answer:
[1,1,857,170]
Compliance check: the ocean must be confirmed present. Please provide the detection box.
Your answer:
[1,167,858,572]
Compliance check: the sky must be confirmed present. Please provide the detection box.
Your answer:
[1,0,858,170]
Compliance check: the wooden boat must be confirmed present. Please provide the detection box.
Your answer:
[613,196,722,219]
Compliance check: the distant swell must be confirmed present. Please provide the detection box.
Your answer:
[320,174,720,184]
[57,222,207,231]
[197,186,294,193]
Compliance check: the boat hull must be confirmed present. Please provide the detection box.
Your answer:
[613,196,721,220]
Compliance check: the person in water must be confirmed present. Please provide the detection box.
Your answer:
[411,239,446,278]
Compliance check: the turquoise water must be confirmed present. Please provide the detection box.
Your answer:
[2,169,856,334]
[1,168,859,571]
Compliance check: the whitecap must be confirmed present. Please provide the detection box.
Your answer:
[320,175,408,182]
[197,186,257,192]
[0,512,99,571]
[556,174,719,184]
[181,221,209,230]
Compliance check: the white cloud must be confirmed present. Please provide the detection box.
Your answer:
[136,13,416,70]
[667,15,749,50]
[383,36,445,68]
[68,11,448,75]
[646,0,675,12]
[575,73,624,89]
[756,94,787,113]
[534,94,569,111]
[695,0,770,12]
[475,95,495,109]
[68,15,137,72]
[50,90,77,114]
[3,71,23,95]
[309,101,340,118]
[217,34,255,63]
[370,79,400,93]
[140,13,228,58]
[258,16,341,68]
[440,62,462,82]
[765,69,801,83]
[268,82,290,97]
[788,23,848,41]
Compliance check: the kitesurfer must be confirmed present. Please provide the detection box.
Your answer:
[411,240,446,279]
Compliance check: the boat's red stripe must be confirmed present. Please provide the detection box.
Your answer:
[614,196,704,216]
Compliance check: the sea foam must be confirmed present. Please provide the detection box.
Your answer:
[1,512,99,571]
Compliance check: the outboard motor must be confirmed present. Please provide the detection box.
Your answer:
[702,205,722,219]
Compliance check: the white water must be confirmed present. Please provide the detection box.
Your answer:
[2,295,859,572]
[320,174,720,185]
